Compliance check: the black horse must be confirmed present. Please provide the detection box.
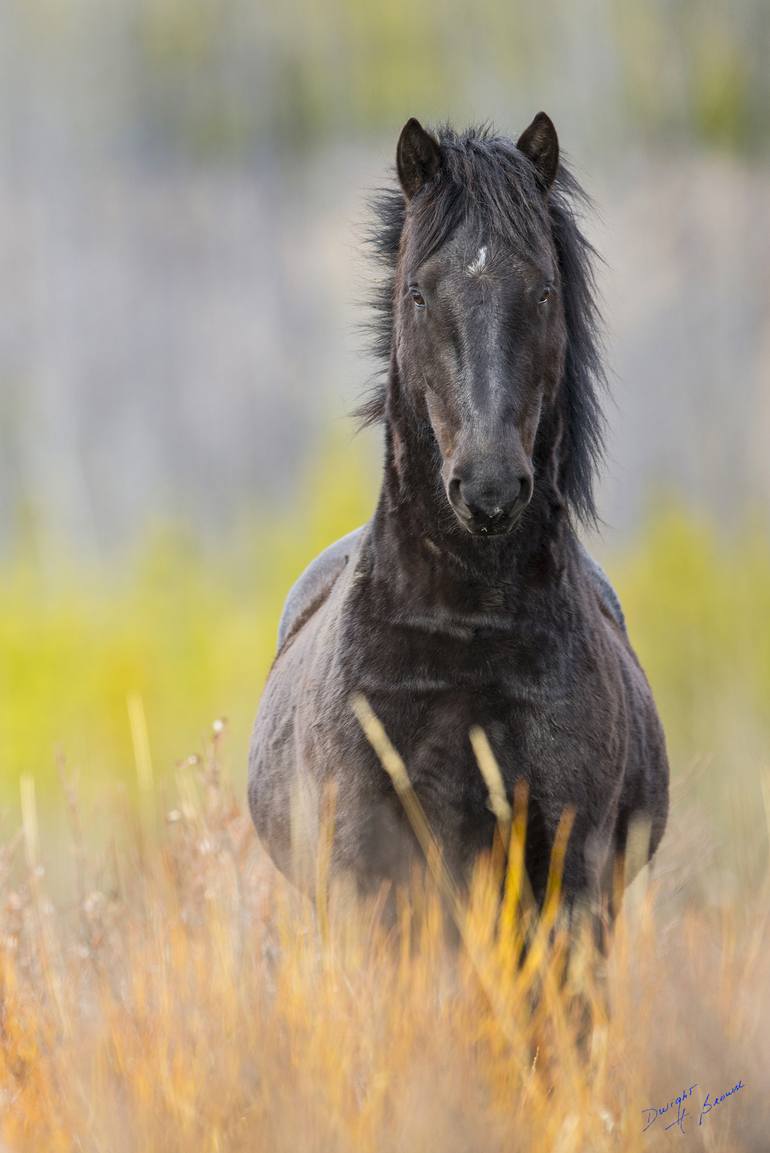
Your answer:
[249,114,669,929]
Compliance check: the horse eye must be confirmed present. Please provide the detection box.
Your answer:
[409,286,426,308]
[538,285,552,305]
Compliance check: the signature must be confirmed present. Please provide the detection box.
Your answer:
[642,1079,745,1135]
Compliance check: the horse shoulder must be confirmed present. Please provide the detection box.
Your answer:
[577,541,627,635]
[276,525,367,650]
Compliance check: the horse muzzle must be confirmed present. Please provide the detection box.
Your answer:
[447,471,533,536]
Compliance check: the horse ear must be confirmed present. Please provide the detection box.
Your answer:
[397,118,441,200]
[517,111,559,190]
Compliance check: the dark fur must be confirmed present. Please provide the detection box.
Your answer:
[249,117,669,931]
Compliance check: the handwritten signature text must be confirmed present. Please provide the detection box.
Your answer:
[642,1079,745,1135]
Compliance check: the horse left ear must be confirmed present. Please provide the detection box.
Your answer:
[397,118,442,201]
[517,111,559,190]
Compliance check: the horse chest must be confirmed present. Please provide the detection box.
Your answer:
[340,617,573,774]
[349,611,555,692]
[331,606,622,814]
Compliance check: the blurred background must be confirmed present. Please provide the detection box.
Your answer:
[1,1,769,881]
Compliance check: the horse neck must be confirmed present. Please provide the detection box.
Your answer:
[368,377,573,616]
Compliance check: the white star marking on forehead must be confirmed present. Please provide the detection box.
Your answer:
[466,244,488,276]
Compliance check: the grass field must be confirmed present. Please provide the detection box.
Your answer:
[1,716,768,1151]
[1,457,769,1150]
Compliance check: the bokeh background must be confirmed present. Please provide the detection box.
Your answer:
[1,0,769,882]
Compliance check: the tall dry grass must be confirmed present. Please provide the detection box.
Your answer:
[1,718,768,1152]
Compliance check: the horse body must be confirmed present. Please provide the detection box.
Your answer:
[249,113,669,922]
[251,491,666,911]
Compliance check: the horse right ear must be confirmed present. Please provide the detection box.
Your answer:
[517,111,559,190]
[397,118,441,200]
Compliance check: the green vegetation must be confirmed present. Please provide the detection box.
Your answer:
[603,510,770,882]
[608,508,770,761]
[137,0,770,153]
[15,0,770,156]
[0,441,375,820]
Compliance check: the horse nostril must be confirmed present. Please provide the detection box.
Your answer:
[516,474,533,509]
[448,476,464,509]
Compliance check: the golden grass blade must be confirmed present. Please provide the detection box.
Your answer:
[469,724,512,851]
[20,774,38,871]
[518,805,576,992]
[498,779,535,964]
[128,693,155,835]
[350,692,462,915]
[316,780,337,948]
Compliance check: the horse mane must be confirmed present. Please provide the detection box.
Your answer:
[355,122,606,527]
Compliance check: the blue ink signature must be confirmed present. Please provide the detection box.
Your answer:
[642,1079,746,1135]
